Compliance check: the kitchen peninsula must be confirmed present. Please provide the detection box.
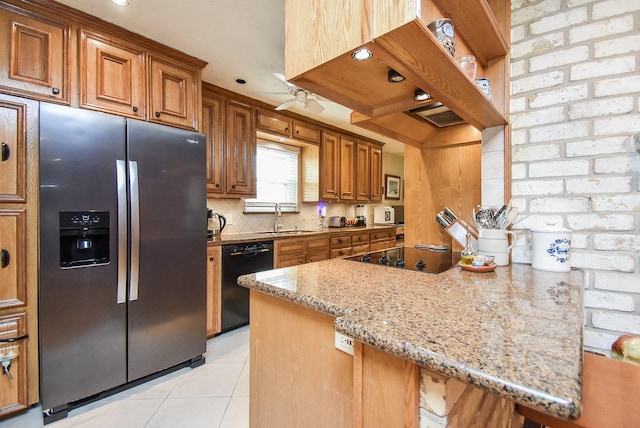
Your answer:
[238,259,583,427]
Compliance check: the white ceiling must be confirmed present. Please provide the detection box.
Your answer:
[55,0,405,154]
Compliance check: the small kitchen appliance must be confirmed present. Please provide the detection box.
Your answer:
[355,204,367,226]
[373,206,395,224]
[329,216,344,228]
[207,209,226,238]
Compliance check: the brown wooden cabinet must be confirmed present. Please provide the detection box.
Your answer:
[202,93,225,195]
[0,5,70,104]
[369,144,383,202]
[274,236,330,268]
[80,30,146,119]
[319,131,340,200]
[291,120,320,143]
[203,86,257,198]
[355,141,371,201]
[0,312,28,417]
[339,135,356,202]
[0,93,38,415]
[369,229,396,252]
[256,109,291,137]
[206,246,221,337]
[225,100,256,197]
[149,55,200,130]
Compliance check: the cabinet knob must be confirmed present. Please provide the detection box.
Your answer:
[133,106,139,113]
[285,127,289,132]
[51,87,60,95]
[308,257,313,262]
[1,142,9,162]
[209,257,214,261]
[299,259,304,264]
[338,239,343,243]
[216,183,220,188]
[155,112,161,118]
[1,249,9,269]
[295,130,299,134]
[231,184,236,189]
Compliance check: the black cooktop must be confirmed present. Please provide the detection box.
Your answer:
[345,246,454,274]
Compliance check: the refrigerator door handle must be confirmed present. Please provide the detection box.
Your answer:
[129,161,140,301]
[116,160,128,304]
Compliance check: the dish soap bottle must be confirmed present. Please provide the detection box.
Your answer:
[460,230,477,265]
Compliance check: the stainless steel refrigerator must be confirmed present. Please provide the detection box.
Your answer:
[38,103,207,422]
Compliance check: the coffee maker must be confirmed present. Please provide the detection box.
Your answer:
[355,204,367,227]
[207,209,227,239]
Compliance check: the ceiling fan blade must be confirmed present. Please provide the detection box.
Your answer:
[273,72,296,88]
[306,98,325,113]
[275,98,296,111]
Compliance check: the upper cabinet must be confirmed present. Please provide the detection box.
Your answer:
[0,5,70,104]
[80,29,202,130]
[0,1,207,131]
[203,84,257,198]
[256,109,321,144]
[80,30,145,119]
[284,0,509,147]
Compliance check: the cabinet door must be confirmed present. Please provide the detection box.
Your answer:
[0,209,26,308]
[149,56,198,130]
[339,135,356,201]
[225,100,256,196]
[355,141,371,201]
[0,312,28,417]
[0,8,69,103]
[292,120,321,143]
[80,30,146,119]
[256,109,291,137]
[369,144,383,202]
[203,94,225,195]
[319,131,339,200]
[0,99,26,203]
[206,246,221,337]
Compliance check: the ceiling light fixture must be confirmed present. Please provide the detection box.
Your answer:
[414,89,431,101]
[112,0,130,5]
[387,69,406,83]
[351,49,372,61]
[234,78,247,84]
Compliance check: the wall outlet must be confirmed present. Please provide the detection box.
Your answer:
[225,214,233,225]
[335,331,354,355]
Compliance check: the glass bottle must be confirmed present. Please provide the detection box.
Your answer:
[460,231,477,265]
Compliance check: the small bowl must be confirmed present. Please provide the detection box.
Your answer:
[472,255,495,267]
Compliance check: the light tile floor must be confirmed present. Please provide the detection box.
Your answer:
[2,326,250,428]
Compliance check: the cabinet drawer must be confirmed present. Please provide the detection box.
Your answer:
[306,251,330,264]
[330,247,352,258]
[292,120,320,143]
[0,209,26,308]
[351,232,369,245]
[370,230,395,243]
[256,109,291,136]
[352,244,369,255]
[330,235,351,248]
[278,253,306,268]
[306,237,330,252]
[0,312,28,417]
[370,241,396,252]
[276,240,306,255]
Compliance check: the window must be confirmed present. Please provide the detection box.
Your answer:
[245,142,299,212]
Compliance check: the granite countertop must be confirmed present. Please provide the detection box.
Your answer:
[237,259,584,420]
[207,224,397,246]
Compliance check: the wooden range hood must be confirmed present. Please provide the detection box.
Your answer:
[285,0,509,148]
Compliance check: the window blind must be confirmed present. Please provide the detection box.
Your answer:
[245,144,299,212]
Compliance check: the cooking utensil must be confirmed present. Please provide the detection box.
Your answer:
[502,207,518,229]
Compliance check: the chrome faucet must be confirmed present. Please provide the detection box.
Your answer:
[273,203,283,233]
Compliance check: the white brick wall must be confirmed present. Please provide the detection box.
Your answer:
[510,0,640,355]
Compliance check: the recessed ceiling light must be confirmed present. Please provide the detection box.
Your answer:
[235,78,247,85]
[112,0,130,5]
[351,49,372,61]
[388,69,406,83]
[414,89,431,101]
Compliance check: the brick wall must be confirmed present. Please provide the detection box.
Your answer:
[509,0,640,354]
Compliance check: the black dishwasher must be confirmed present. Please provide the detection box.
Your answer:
[221,241,274,333]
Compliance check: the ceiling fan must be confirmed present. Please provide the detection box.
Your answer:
[262,73,325,114]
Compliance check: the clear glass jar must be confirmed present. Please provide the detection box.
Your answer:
[457,55,477,79]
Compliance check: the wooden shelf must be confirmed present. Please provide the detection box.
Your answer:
[431,0,509,67]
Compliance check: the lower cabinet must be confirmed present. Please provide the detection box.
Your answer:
[369,229,396,252]
[275,237,330,268]
[206,246,222,337]
[0,312,28,418]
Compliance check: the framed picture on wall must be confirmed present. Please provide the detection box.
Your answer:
[385,174,401,200]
